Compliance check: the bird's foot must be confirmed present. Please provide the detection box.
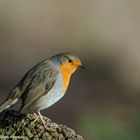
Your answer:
[44,125,55,132]
[32,113,39,123]
[31,113,55,131]
[36,111,55,131]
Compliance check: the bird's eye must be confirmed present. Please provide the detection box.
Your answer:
[68,59,72,63]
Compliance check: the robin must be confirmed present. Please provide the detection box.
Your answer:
[0,52,85,130]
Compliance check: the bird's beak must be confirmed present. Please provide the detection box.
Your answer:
[79,64,85,69]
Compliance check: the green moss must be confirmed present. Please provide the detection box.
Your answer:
[0,110,84,140]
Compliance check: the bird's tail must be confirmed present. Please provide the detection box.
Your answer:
[0,87,20,113]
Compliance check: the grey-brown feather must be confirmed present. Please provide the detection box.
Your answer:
[0,87,21,113]
[0,60,59,113]
[18,60,58,110]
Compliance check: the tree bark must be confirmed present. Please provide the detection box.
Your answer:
[0,110,84,140]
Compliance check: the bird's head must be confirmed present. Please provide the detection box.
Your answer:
[51,52,85,75]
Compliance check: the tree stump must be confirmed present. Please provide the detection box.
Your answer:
[0,110,84,140]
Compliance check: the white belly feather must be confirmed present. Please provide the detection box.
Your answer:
[30,73,64,110]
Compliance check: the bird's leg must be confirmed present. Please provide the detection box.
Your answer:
[28,108,39,122]
[32,114,39,123]
[37,111,46,126]
[37,111,53,131]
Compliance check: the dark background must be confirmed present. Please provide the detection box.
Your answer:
[0,1,140,140]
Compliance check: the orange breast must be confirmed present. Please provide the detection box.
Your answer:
[59,65,72,93]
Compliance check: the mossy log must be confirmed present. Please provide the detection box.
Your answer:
[0,110,84,140]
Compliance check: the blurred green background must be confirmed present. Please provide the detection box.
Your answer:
[0,1,140,139]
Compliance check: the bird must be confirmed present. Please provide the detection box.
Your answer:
[0,52,85,130]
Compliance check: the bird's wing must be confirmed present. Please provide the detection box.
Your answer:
[19,60,59,110]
